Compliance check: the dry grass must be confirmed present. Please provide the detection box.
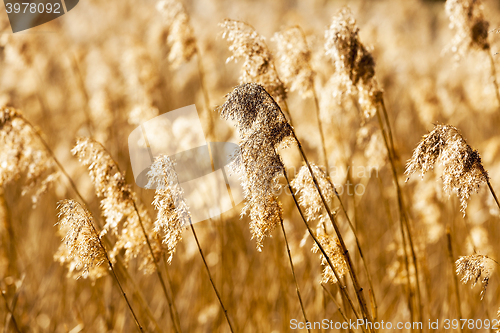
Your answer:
[1,0,500,332]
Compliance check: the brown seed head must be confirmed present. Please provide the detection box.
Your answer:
[55,200,106,280]
[325,7,381,119]
[446,0,490,56]
[218,83,293,250]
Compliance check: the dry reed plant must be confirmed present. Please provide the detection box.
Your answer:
[220,20,287,104]
[4,0,500,331]
[405,124,496,214]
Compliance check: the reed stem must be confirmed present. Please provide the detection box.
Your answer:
[131,199,182,333]
[321,284,354,333]
[279,217,310,332]
[446,226,463,333]
[1,289,21,333]
[85,206,144,332]
[375,107,422,331]
[281,166,364,332]
[188,220,235,333]
[267,90,373,330]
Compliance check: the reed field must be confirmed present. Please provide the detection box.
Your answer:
[2,0,500,332]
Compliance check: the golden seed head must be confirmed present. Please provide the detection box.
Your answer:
[0,107,56,204]
[325,7,380,119]
[312,234,347,284]
[146,155,191,263]
[291,163,334,226]
[72,137,160,274]
[220,19,287,103]
[405,124,489,214]
[55,200,106,280]
[157,0,197,68]
[273,27,314,98]
[456,254,494,300]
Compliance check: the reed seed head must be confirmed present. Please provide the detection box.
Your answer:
[446,0,490,57]
[157,0,197,68]
[325,7,381,119]
[291,163,334,226]
[146,155,191,263]
[312,234,347,284]
[456,254,494,300]
[273,27,314,98]
[218,83,293,250]
[55,200,106,280]
[0,107,56,204]
[405,124,489,214]
[220,19,287,103]
[72,137,161,273]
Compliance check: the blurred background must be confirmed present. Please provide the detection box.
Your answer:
[1,0,500,331]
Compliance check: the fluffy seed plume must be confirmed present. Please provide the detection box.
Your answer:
[220,19,287,103]
[405,124,489,214]
[291,163,334,226]
[445,0,490,57]
[54,200,106,280]
[312,234,347,284]
[456,254,495,299]
[146,155,191,263]
[0,107,56,204]
[325,7,381,119]
[218,83,293,250]
[273,26,314,98]
[72,138,161,273]
[157,0,197,68]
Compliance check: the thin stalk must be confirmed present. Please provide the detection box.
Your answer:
[327,179,378,322]
[487,49,500,108]
[1,290,21,333]
[267,88,373,330]
[321,284,354,333]
[113,257,163,333]
[446,227,463,333]
[161,252,182,330]
[487,180,500,211]
[281,166,364,332]
[295,26,329,170]
[195,47,215,141]
[86,209,144,332]
[311,83,329,171]
[131,200,182,333]
[279,217,310,332]
[188,220,235,333]
[69,53,95,137]
[375,108,421,331]
[103,146,181,333]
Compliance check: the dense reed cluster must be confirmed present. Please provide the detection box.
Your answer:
[2,0,500,331]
